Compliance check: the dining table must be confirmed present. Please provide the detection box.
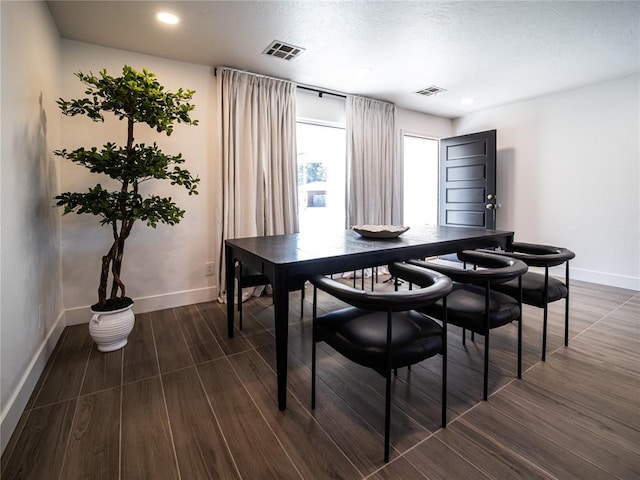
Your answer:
[225,224,514,410]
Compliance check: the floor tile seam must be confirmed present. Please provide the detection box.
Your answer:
[540,332,639,383]
[566,294,638,348]
[364,376,442,455]
[545,347,640,379]
[519,373,640,434]
[169,306,200,368]
[193,357,250,480]
[229,351,304,479]
[390,371,446,414]
[480,399,629,479]
[56,396,80,480]
[190,303,228,361]
[246,343,366,478]
[432,432,498,480]
[503,383,640,459]
[0,409,33,478]
[362,433,434,480]
[27,327,69,409]
[265,310,376,476]
[22,395,79,411]
[456,416,562,480]
[378,366,450,436]
[149,311,184,480]
[52,336,94,480]
[121,372,162,388]
[118,348,124,480]
[503,309,640,433]
[313,364,412,466]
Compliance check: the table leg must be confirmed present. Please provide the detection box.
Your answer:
[225,244,235,339]
[272,271,289,410]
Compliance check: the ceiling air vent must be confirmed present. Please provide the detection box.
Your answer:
[262,40,305,61]
[415,85,447,97]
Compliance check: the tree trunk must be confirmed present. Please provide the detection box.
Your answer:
[98,227,119,306]
[110,220,128,299]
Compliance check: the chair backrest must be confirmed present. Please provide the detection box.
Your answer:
[310,263,452,312]
[409,250,528,286]
[502,242,575,268]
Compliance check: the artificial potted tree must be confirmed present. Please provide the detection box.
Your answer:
[55,65,199,352]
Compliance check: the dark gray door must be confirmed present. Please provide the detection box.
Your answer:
[439,130,497,229]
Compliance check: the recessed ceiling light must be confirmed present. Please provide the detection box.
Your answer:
[156,12,179,25]
[461,97,475,105]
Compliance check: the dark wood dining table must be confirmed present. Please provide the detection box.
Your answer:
[225,224,514,410]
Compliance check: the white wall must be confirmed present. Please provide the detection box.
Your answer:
[60,41,218,322]
[0,1,64,453]
[397,107,454,139]
[455,75,640,290]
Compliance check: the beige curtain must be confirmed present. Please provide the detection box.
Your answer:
[215,69,298,300]
[346,96,400,226]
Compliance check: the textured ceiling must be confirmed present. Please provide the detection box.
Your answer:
[47,1,640,118]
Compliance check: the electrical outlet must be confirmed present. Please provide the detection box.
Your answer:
[205,262,215,277]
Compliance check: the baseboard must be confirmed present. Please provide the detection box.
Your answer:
[0,310,66,455]
[64,286,219,325]
[568,267,639,291]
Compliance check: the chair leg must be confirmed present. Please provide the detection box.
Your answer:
[542,303,548,362]
[564,261,570,347]
[238,286,243,331]
[483,284,491,401]
[542,267,550,361]
[517,275,522,379]
[300,285,305,317]
[564,297,570,347]
[441,299,447,428]
[483,332,490,401]
[311,287,317,410]
[517,316,522,379]
[384,371,391,463]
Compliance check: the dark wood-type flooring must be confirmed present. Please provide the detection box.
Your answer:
[2,275,639,479]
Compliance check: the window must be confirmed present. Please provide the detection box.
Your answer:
[296,122,346,233]
[403,134,439,226]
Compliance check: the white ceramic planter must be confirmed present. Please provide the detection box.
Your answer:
[89,304,135,352]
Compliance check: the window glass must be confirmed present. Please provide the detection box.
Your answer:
[403,135,439,226]
[296,122,346,233]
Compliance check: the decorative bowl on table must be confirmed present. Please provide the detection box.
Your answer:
[352,225,410,239]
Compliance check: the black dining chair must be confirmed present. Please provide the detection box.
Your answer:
[310,262,453,463]
[479,242,575,361]
[235,262,305,330]
[396,250,528,401]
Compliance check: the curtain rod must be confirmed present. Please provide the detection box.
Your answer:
[215,66,347,99]
[296,85,346,99]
